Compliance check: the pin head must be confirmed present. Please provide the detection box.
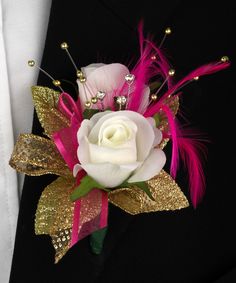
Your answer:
[91,97,98,104]
[151,94,158,101]
[79,77,86,83]
[53,80,61,87]
[28,60,35,67]
[116,96,127,106]
[221,56,229,62]
[77,70,83,78]
[165,27,172,35]
[125,74,135,84]
[85,101,91,108]
[61,42,69,50]
[96,91,106,100]
[168,69,175,76]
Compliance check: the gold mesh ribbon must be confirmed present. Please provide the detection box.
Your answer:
[32,86,70,137]
[108,170,189,215]
[9,134,71,177]
[35,176,75,263]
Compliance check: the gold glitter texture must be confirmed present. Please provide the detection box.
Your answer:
[77,189,103,239]
[35,176,75,262]
[32,86,70,138]
[108,170,189,215]
[9,134,71,177]
[158,96,179,149]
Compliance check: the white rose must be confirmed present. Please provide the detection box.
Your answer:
[77,63,150,113]
[73,110,166,188]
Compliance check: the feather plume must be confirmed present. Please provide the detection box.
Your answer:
[144,61,230,117]
[177,136,208,208]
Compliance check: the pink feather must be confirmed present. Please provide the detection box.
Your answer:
[127,23,172,112]
[156,102,208,207]
[144,61,230,117]
[177,137,207,208]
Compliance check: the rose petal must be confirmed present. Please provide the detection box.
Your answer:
[153,127,163,147]
[88,111,154,161]
[90,110,111,126]
[81,162,140,188]
[128,149,166,183]
[146,117,163,146]
[73,163,82,177]
[77,137,90,164]
[77,64,129,108]
[146,117,156,128]
[89,140,137,164]
[81,63,105,77]
[77,119,92,141]
[137,87,150,114]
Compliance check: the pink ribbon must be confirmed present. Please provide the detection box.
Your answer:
[53,92,109,247]
[58,92,83,122]
[53,93,83,170]
[70,172,108,247]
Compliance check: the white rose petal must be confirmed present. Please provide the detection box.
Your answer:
[81,162,141,188]
[89,141,137,164]
[147,117,163,147]
[77,136,90,164]
[88,111,154,161]
[128,149,166,183]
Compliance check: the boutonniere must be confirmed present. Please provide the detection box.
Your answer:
[9,24,229,263]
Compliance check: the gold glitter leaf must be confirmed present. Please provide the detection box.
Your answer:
[108,170,189,215]
[158,96,179,149]
[35,176,75,263]
[9,134,71,177]
[32,86,70,137]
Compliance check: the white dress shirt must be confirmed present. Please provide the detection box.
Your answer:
[0,1,51,282]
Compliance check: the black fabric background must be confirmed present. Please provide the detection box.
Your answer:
[10,1,236,282]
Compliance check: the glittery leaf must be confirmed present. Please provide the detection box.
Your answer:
[117,181,155,201]
[108,170,189,215]
[32,86,70,137]
[9,134,71,177]
[35,176,75,263]
[158,96,179,149]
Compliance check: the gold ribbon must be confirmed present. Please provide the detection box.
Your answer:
[32,86,70,138]
[109,170,189,214]
[35,176,75,263]
[9,134,71,177]
[159,96,179,149]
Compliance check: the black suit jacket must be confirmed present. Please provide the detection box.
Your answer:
[10,1,236,282]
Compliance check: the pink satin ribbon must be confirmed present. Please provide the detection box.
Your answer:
[58,92,83,121]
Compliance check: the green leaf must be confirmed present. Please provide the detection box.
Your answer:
[83,109,100,120]
[116,181,155,201]
[149,81,161,92]
[90,227,108,255]
[70,175,110,201]
[153,113,161,127]
[130,181,155,201]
